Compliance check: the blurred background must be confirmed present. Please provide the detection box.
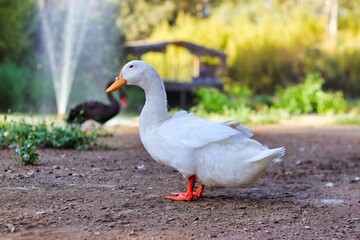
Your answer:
[0,0,359,124]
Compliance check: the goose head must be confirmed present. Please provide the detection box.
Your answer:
[106,60,160,93]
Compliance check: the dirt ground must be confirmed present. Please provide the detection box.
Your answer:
[0,124,359,239]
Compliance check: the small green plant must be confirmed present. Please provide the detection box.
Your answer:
[13,135,39,165]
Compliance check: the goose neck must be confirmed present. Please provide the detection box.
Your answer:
[140,82,169,128]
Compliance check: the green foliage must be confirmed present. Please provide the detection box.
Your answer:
[274,72,347,114]
[0,60,44,112]
[0,0,45,113]
[145,1,360,96]
[46,124,97,150]
[190,73,348,124]
[190,86,254,123]
[192,87,235,114]
[117,0,224,41]
[148,2,324,93]
[227,85,253,98]
[0,60,27,111]
[117,0,175,41]
[13,134,39,165]
[0,117,99,165]
[192,85,260,115]
[0,0,36,61]
[338,1,360,34]
[316,47,360,96]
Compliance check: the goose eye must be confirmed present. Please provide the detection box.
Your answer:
[129,65,134,68]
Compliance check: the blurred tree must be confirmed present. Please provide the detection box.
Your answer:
[0,59,44,112]
[0,0,36,62]
[0,0,45,112]
[117,0,174,41]
[338,0,360,33]
[116,0,230,41]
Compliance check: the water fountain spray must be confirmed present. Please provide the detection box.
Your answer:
[38,0,94,117]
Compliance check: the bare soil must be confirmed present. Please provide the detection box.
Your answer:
[0,125,359,239]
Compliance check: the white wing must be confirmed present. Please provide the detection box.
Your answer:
[159,111,241,148]
[222,120,254,138]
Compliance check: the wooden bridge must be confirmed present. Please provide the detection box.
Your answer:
[124,41,227,109]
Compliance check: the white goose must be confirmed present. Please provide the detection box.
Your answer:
[106,60,285,201]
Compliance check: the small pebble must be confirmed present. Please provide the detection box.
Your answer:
[324,182,334,187]
[350,177,360,183]
[106,222,115,227]
[135,164,145,170]
[36,210,46,215]
[6,224,15,233]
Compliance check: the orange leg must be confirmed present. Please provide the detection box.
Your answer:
[165,176,205,201]
[193,183,204,199]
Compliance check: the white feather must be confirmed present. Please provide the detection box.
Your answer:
[159,112,239,148]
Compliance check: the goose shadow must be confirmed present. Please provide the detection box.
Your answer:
[197,186,312,206]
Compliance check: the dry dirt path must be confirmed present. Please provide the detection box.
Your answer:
[0,125,359,239]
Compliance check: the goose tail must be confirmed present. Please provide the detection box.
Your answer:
[246,147,285,163]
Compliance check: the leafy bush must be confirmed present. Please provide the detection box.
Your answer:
[189,86,255,123]
[192,87,236,114]
[189,73,349,124]
[46,123,97,150]
[273,72,347,114]
[0,117,99,165]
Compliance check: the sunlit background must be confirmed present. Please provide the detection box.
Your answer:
[0,0,359,124]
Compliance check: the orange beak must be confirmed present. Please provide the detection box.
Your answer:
[106,72,127,93]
